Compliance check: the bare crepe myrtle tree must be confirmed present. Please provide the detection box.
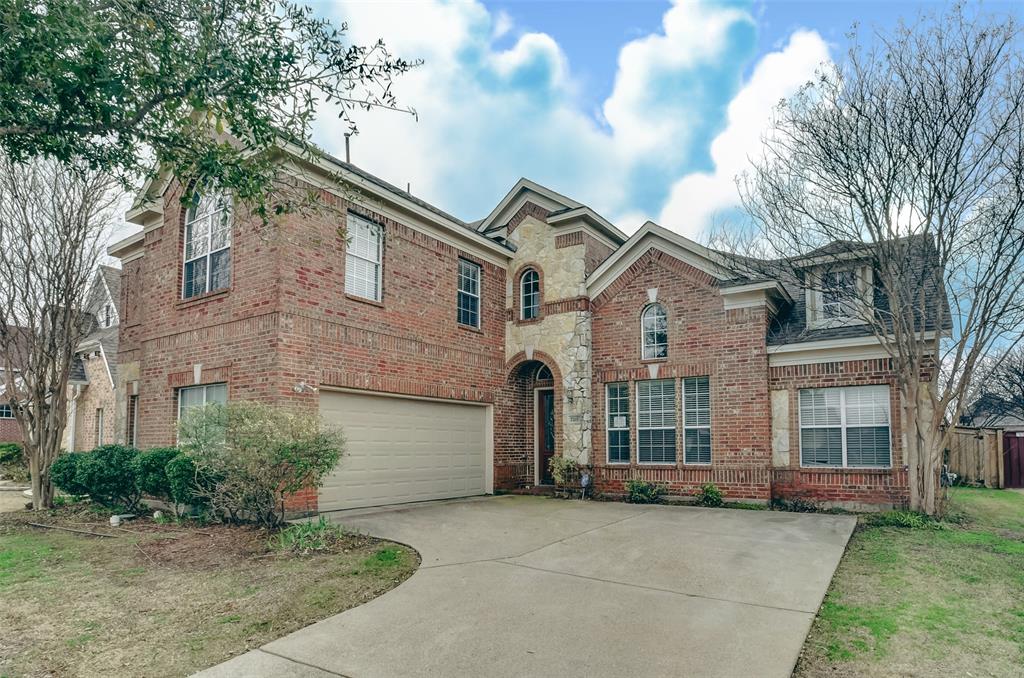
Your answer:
[731,7,1024,514]
[0,156,119,509]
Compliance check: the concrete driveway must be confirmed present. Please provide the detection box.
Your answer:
[197,496,855,678]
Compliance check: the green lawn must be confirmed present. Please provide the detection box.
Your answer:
[0,509,417,678]
[796,488,1024,677]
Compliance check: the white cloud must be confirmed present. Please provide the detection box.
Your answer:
[657,30,830,238]
[319,1,829,238]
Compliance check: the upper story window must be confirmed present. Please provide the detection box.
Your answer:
[641,303,668,360]
[183,189,232,299]
[822,269,858,319]
[345,213,383,302]
[0,402,12,418]
[520,268,540,320]
[457,259,481,328]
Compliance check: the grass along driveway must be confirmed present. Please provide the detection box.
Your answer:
[795,488,1024,677]
[0,506,417,678]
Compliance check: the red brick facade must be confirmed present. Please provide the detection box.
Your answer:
[112,171,912,513]
[0,416,19,444]
[591,248,774,501]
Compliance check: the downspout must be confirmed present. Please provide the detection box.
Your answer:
[68,384,81,452]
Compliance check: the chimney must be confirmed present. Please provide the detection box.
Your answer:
[344,134,351,164]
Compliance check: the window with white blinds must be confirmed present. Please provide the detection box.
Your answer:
[799,385,891,468]
[683,376,711,464]
[606,382,630,464]
[637,379,676,464]
[345,213,383,301]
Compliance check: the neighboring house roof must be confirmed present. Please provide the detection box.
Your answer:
[76,325,119,387]
[99,265,122,315]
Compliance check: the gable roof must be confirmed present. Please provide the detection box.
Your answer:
[587,221,742,298]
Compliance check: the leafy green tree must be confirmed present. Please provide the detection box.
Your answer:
[0,0,416,218]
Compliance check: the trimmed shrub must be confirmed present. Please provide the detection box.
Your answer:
[51,452,88,496]
[178,401,343,526]
[132,447,181,503]
[70,445,141,510]
[625,478,666,504]
[547,455,580,487]
[694,482,724,507]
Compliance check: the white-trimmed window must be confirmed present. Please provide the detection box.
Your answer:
[637,379,675,464]
[808,266,871,327]
[457,259,481,328]
[95,408,104,446]
[799,385,891,468]
[177,383,228,421]
[606,382,630,464]
[520,268,540,320]
[0,402,12,418]
[683,376,711,464]
[183,190,232,299]
[345,213,383,301]
[641,303,668,360]
[822,269,858,319]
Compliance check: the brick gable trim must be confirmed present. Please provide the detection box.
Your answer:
[506,201,552,236]
[591,248,719,310]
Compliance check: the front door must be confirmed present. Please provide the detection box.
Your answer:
[538,389,555,484]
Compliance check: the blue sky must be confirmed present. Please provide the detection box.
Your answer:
[316,1,1024,238]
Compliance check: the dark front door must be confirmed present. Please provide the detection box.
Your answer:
[1006,433,1024,488]
[538,389,555,485]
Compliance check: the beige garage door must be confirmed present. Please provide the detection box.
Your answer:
[318,390,488,512]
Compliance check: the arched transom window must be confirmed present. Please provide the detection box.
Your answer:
[520,268,540,320]
[641,303,668,360]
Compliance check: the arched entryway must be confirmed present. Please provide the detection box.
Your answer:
[495,353,563,489]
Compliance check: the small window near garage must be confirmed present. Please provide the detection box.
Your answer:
[606,382,630,464]
[637,379,676,464]
[799,385,891,468]
[126,394,139,447]
[457,259,481,328]
[0,402,12,418]
[95,408,104,446]
[177,383,228,421]
[183,189,232,299]
[641,303,668,360]
[683,376,711,464]
[345,213,383,302]
[520,268,540,320]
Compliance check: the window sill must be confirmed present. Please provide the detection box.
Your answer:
[345,293,385,308]
[807,316,868,330]
[636,462,678,467]
[797,465,893,473]
[515,316,543,326]
[177,288,230,309]
[640,357,668,364]
[458,322,483,334]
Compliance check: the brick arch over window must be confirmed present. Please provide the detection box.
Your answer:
[510,262,544,324]
[495,350,564,489]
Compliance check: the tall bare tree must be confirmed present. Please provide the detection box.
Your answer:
[0,156,118,509]
[734,7,1024,514]
[965,346,1024,426]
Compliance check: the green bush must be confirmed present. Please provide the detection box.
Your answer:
[50,452,88,496]
[694,482,724,507]
[0,442,22,464]
[165,454,200,506]
[625,478,666,504]
[132,447,181,502]
[547,455,580,486]
[178,401,344,526]
[55,445,142,510]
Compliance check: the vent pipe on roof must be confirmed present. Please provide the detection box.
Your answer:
[344,134,351,164]
[407,182,411,194]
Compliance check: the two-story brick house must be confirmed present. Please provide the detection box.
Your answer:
[108,147,924,512]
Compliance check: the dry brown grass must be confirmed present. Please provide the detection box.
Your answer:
[0,505,418,677]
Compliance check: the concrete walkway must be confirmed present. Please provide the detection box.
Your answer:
[196,496,855,678]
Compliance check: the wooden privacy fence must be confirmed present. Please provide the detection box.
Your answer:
[944,426,1004,488]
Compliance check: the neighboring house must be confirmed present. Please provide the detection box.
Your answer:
[63,266,123,451]
[107,150,939,512]
[0,369,20,444]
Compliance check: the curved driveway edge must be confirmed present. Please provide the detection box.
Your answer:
[195,496,855,678]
